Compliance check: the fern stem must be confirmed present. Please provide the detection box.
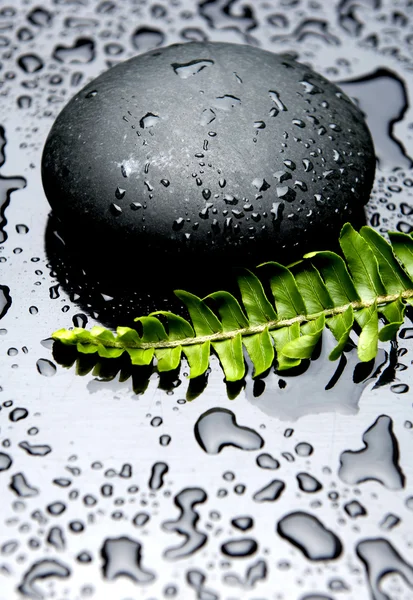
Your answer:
[82,289,413,350]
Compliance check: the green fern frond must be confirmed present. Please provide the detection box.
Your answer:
[52,224,413,382]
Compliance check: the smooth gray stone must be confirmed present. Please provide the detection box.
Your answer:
[42,42,375,272]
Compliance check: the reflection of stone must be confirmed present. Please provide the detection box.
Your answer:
[246,329,385,421]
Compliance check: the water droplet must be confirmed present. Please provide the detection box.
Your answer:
[212,95,241,111]
[36,358,57,377]
[47,527,66,550]
[19,441,52,456]
[253,479,285,503]
[379,513,400,530]
[268,90,287,113]
[390,383,409,394]
[131,27,164,51]
[296,473,322,493]
[10,473,38,497]
[0,286,12,320]
[53,38,95,64]
[344,500,367,518]
[256,453,279,470]
[277,512,342,561]
[194,408,264,454]
[47,502,66,516]
[148,462,168,490]
[339,70,413,170]
[338,415,405,490]
[356,538,413,600]
[0,452,12,472]
[139,112,160,129]
[110,202,122,216]
[232,516,253,531]
[101,536,155,583]
[163,488,207,559]
[133,512,150,527]
[172,59,214,78]
[18,560,70,598]
[17,53,44,73]
[115,187,125,199]
[295,442,313,456]
[9,407,28,422]
[221,538,258,557]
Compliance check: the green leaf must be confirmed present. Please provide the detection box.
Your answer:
[242,329,274,376]
[182,341,210,378]
[339,223,385,301]
[155,347,182,372]
[150,311,194,340]
[361,226,412,293]
[174,290,222,336]
[51,224,413,385]
[96,345,124,359]
[379,297,405,342]
[357,304,379,362]
[126,347,154,366]
[52,328,80,344]
[271,322,301,370]
[259,261,306,318]
[237,270,277,325]
[282,315,325,359]
[304,251,359,306]
[134,316,167,341]
[212,333,245,381]
[115,328,140,356]
[77,342,99,355]
[327,305,354,360]
[91,327,116,344]
[389,231,413,279]
[291,262,334,314]
[205,291,248,331]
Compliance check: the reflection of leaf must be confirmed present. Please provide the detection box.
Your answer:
[52,224,413,383]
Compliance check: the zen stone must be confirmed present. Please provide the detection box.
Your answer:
[42,42,375,271]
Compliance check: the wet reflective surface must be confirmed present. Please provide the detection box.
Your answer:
[1,1,413,599]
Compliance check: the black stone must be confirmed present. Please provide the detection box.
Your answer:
[41,42,375,285]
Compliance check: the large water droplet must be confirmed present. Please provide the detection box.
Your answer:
[163,488,207,560]
[101,536,155,583]
[194,408,264,454]
[338,415,405,490]
[277,512,342,561]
